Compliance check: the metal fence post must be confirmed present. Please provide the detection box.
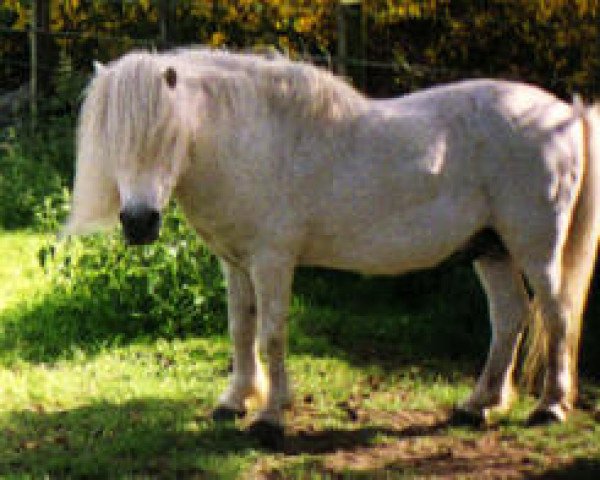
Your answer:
[158,0,174,47]
[29,0,38,131]
[212,0,221,35]
[28,0,51,132]
[337,0,365,90]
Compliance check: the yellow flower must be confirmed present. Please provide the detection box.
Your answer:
[209,31,227,47]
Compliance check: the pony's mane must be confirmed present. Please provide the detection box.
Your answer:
[168,48,368,123]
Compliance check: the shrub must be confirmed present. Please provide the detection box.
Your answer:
[39,206,227,343]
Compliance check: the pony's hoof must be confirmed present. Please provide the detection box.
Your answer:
[526,408,564,426]
[448,407,486,428]
[247,419,285,450]
[212,406,246,422]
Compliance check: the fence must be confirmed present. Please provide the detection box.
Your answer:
[1,0,599,133]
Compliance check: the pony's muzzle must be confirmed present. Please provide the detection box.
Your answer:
[119,205,161,245]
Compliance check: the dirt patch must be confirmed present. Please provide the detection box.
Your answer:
[253,406,574,479]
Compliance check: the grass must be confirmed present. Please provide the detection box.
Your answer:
[1,230,600,478]
[0,338,256,478]
[0,231,50,311]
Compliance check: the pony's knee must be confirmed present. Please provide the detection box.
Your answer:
[257,301,287,355]
[229,314,256,343]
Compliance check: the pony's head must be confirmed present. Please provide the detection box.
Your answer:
[64,52,194,244]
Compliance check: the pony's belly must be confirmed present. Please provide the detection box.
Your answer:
[301,232,468,275]
[300,194,488,275]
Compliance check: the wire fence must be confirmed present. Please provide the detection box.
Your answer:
[1,0,599,133]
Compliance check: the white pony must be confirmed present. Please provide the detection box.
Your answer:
[65,48,599,445]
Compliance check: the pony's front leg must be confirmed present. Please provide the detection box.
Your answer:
[247,254,294,448]
[213,262,267,421]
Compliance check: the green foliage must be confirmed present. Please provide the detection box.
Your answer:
[39,206,227,344]
[25,50,84,179]
[32,186,71,233]
[0,47,81,231]
[0,137,66,229]
[365,0,600,98]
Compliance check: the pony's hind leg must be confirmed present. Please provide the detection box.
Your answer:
[454,255,530,425]
[522,264,574,424]
[524,235,596,424]
[213,262,267,420]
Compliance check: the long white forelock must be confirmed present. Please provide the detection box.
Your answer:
[85,53,191,170]
[105,54,173,164]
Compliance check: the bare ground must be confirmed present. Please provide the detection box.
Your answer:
[252,401,600,480]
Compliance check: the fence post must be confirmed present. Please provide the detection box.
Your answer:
[158,0,174,47]
[337,0,365,90]
[28,0,51,131]
[29,0,38,131]
[212,0,221,35]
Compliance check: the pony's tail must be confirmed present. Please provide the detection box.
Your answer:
[523,98,600,401]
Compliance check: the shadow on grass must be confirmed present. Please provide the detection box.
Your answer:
[0,292,160,364]
[290,263,490,377]
[281,420,450,455]
[0,396,458,478]
[0,398,252,478]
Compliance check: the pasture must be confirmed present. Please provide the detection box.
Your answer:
[1,230,600,478]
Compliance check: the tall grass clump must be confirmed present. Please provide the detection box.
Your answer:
[38,206,227,345]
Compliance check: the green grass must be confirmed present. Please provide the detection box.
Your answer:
[1,230,600,479]
[0,231,50,311]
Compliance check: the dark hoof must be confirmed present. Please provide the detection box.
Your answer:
[211,406,246,422]
[448,407,486,428]
[526,409,563,427]
[247,419,285,450]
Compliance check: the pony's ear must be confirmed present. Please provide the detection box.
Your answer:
[93,61,106,74]
[164,67,177,89]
